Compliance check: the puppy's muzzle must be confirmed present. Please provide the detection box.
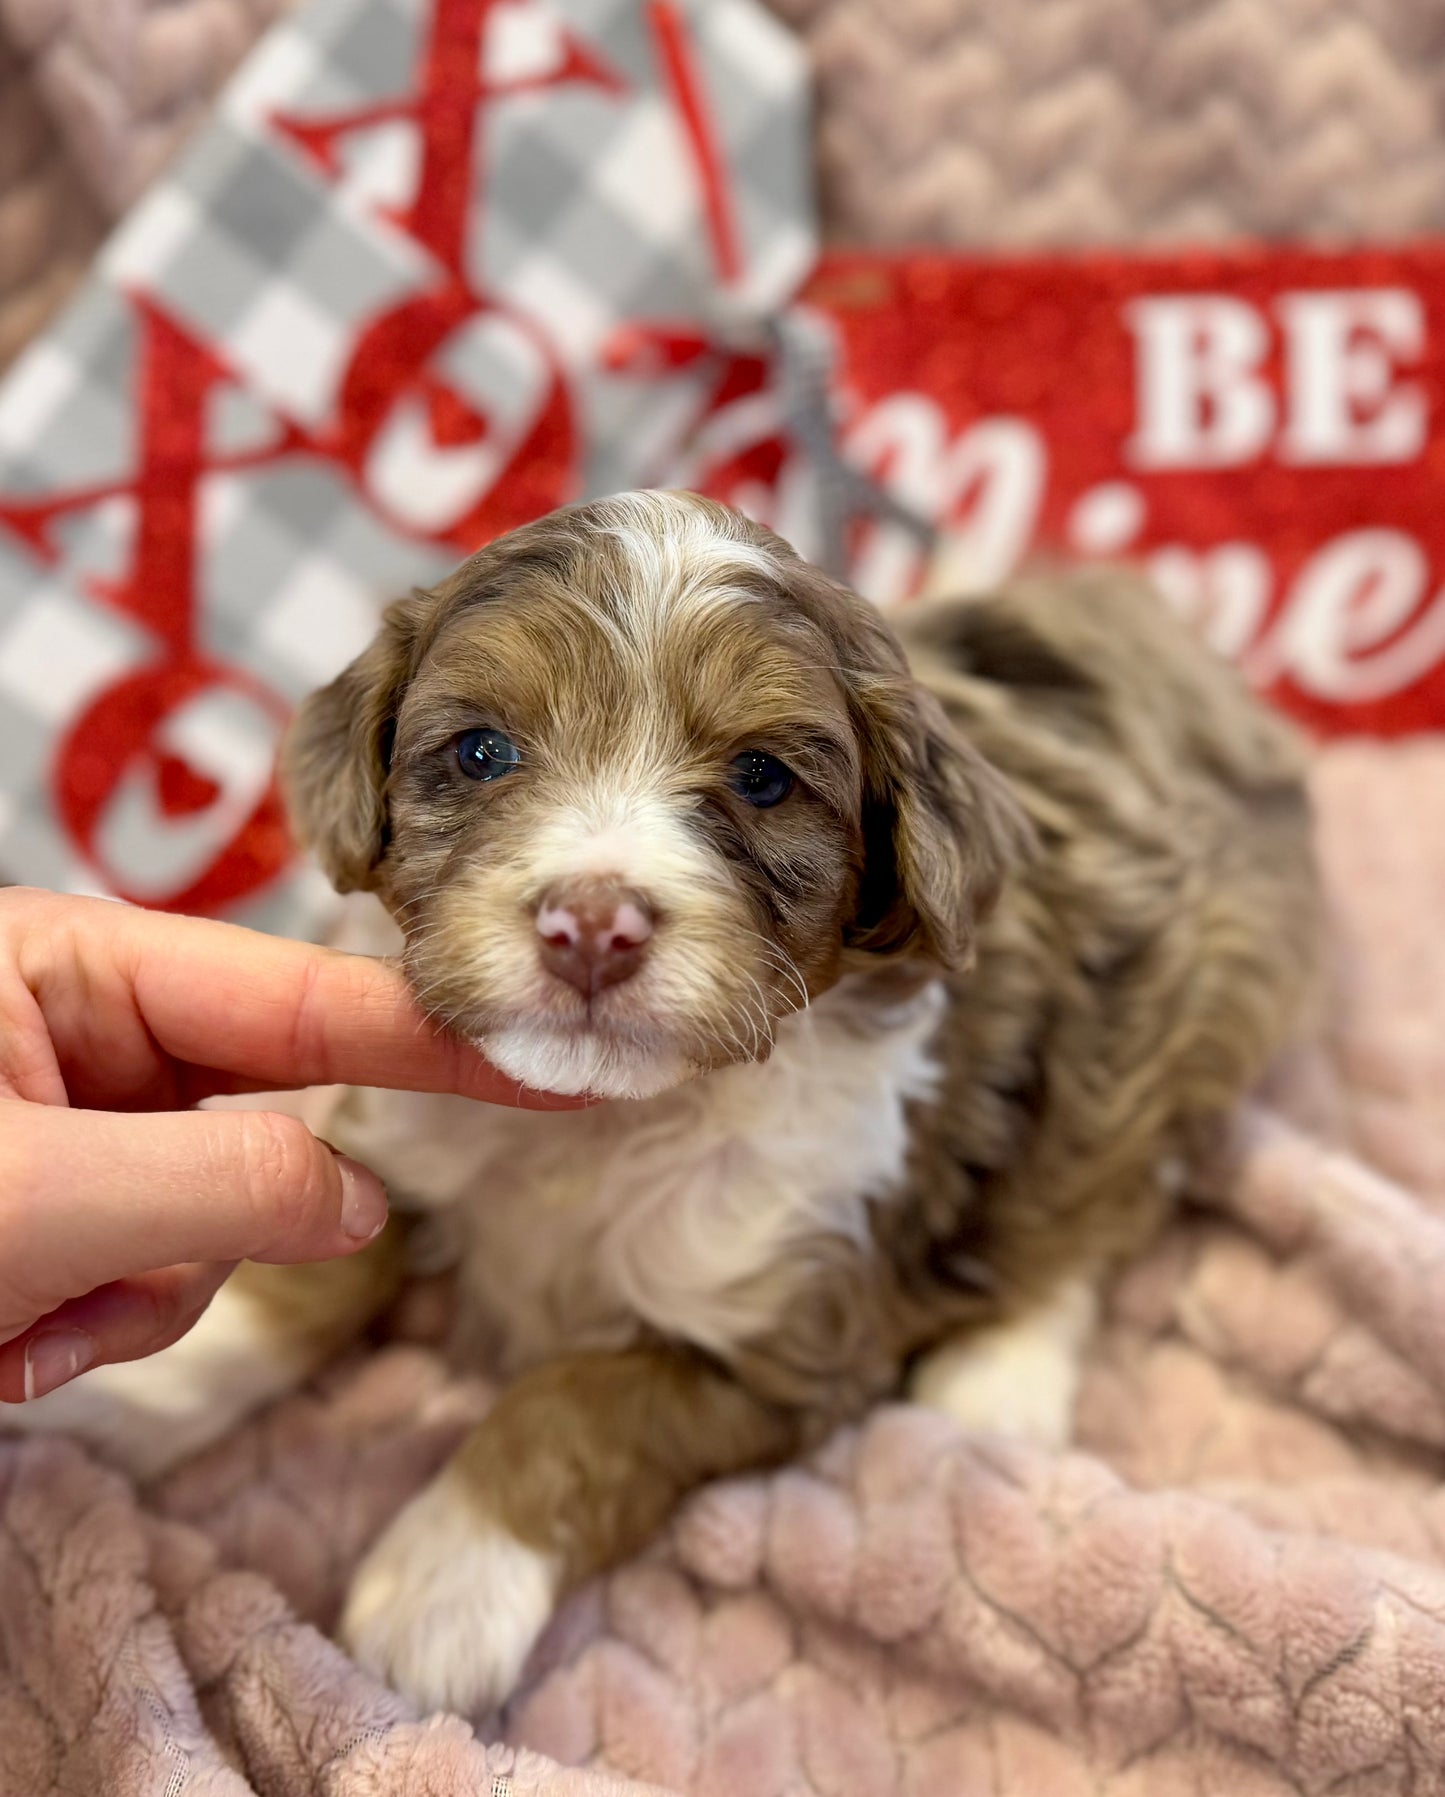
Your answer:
[535,880,655,998]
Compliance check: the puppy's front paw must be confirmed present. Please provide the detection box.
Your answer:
[340,1470,560,1716]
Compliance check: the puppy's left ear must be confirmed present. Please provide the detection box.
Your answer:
[847,671,1033,971]
[759,554,1034,972]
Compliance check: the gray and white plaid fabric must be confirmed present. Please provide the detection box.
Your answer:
[0,0,813,934]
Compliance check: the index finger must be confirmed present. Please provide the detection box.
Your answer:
[137,915,577,1104]
[11,890,583,1107]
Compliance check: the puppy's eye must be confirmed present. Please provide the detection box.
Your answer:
[455,727,522,782]
[729,751,793,808]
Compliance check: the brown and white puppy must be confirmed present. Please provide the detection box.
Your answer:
[7,491,1319,1716]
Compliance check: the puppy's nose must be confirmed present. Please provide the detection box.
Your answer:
[535,882,654,997]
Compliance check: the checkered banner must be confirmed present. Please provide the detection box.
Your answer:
[0,0,813,932]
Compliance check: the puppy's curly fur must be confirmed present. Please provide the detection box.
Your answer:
[10,493,1318,1716]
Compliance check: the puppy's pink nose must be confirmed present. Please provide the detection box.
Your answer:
[536,882,654,997]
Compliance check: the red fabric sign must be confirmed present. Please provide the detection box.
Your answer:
[797,248,1445,738]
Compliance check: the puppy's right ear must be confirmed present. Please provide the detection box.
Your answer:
[280,591,432,893]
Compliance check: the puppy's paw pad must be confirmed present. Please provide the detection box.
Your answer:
[341,1473,559,1716]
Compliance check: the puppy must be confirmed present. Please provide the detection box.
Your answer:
[7,491,1318,1715]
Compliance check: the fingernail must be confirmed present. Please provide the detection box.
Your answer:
[23,1329,95,1402]
[330,1150,389,1241]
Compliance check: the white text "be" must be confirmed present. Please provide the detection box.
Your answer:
[1126,290,1427,470]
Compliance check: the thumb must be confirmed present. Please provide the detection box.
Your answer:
[0,1101,389,1331]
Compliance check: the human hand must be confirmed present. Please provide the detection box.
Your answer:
[0,887,578,1403]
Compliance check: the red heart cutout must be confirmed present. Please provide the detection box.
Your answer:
[155,753,221,818]
[423,376,490,449]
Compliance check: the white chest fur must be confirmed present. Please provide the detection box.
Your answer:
[333,978,944,1372]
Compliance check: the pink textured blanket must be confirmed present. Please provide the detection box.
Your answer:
[6,736,1445,1797]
